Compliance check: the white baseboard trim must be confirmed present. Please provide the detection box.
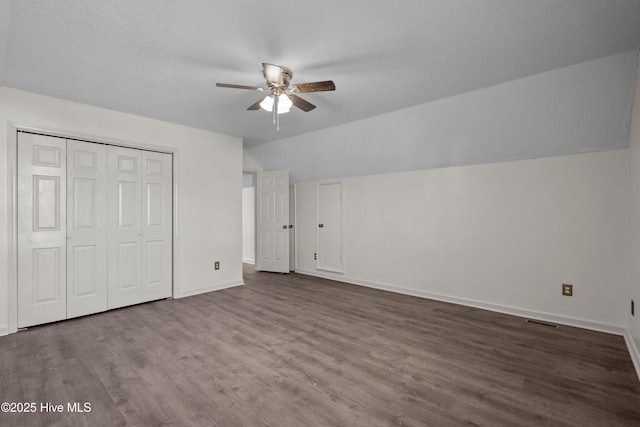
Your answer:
[0,324,8,337]
[295,269,625,336]
[175,280,244,299]
[242,258,255,264]
[623,329,640,382]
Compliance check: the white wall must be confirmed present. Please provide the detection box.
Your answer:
[628,56,640,373]
[296,150,628,331]
[243,149,262,172]
[242,187,255,264]
[0,87,243,335]
[243,172,256,188]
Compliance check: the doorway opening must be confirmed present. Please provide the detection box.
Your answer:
[242,172,256,265]
[242,170,295,273]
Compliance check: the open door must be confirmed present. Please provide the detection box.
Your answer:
[255,170,289,273]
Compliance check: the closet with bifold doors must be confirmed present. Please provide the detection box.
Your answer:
[17,132,173,328]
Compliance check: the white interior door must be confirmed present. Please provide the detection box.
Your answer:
[256,170,290,273]
[17,133,67,327]
[107,146,143,308]
[317,182,343,272]
[67,140,108,318]
[141,150,173,302]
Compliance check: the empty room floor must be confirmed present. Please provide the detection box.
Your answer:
[1,263,639,426]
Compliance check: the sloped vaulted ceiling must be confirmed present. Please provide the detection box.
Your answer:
[246,50,639,182]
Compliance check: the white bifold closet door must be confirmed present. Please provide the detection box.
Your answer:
[67,140,108,318]
[107,146,172,309]
[17,133,172,328]
[17,134,68,328]
[107,146,143,308]
[140,150,173,302]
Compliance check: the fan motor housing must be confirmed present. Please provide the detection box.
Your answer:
[279,67,293,87]
[263,63,293,88]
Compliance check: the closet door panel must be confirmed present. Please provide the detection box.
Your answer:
[17,133,67,328]
[142,151,173,302]
[108,146,143,308]
[317,182,343,273]
[67,140,108,318]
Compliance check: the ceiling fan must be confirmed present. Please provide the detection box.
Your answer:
[216,63,336,130]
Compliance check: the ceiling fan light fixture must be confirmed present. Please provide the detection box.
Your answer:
[279,94,293,111]
[260,94,292,114]
[217,63,336,129]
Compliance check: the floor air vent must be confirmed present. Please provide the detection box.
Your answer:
[525,319,559,329]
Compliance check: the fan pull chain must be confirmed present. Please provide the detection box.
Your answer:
[274,95,280,131]
[272,95,276,126]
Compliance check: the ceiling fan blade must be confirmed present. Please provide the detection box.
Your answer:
[289,94,316,112]
[291,80,336,93]
[247,96,267,111]
[216,83,264,91]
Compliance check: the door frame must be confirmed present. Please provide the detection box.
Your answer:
[289,186,296,272]
[6,121,179,334]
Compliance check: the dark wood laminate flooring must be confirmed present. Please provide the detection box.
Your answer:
[1,264,639,426]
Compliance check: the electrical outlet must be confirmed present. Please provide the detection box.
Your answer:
[562,283,573,297]
[214,261,220,270]
[314,253,317,260]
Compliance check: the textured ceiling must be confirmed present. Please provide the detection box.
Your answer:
[1,0,640,147]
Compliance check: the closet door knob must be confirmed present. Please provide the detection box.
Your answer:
[318,224,324,228]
